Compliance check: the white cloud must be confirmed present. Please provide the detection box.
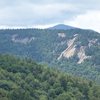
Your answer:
[0,0,100,32]
[64,10,100,32]
[0,3,75,25]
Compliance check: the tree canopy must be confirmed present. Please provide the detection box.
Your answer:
[0,54,100,100]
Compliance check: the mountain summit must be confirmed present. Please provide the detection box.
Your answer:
[48,24,76,30]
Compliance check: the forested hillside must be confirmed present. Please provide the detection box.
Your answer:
[0,28,100,83]
[0,54,100,100]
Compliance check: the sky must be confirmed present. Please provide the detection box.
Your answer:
[0,0,100,32]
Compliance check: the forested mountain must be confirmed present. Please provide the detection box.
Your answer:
[0,54,100,100]
[0,26,100,83]
[48,24,76,30]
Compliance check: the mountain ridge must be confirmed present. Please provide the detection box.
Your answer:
[48,24,76,30]
[0,28,100,83]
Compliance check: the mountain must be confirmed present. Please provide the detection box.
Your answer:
[0,27,100,83]
[0,54,100,100]
[48,24,76,30]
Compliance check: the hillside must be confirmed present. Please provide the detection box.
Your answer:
[48,24,76,30]
[0,54,100,100]
[0,28,100,83]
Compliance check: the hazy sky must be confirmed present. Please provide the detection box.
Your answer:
[0,0,100,32]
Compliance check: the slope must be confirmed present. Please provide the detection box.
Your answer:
[48,24,76,30]
[0,54,100,100]
[0,28,100,83]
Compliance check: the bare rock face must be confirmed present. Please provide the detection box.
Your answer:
[57,34,91,64]
[11,34,35,44]
[58,33,66,38]
[57,35,77,60]
[77,46,90,64]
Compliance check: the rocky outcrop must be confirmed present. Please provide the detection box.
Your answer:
[11,34,35,44]
[77,46,90,64]
[57,34,91,64]
[58,33,66,38]
[57,36,77,60]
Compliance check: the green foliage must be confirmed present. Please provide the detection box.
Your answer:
[0,28,100,83]
[0,54,100,100]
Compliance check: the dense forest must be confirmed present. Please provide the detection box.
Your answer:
[0,29,100,83]
[0,54,100,100]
